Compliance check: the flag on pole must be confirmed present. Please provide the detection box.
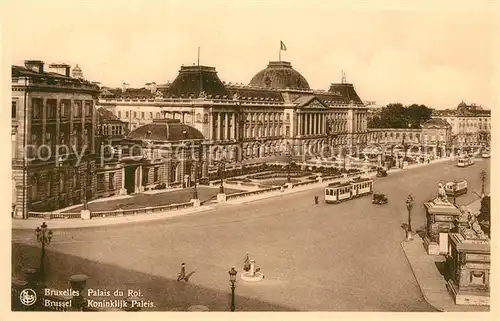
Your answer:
[280,41,287,51]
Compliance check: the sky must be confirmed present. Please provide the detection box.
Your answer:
[3,0,499,109]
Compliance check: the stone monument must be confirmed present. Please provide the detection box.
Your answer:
[423,183,461,255]
[446,209,490,306]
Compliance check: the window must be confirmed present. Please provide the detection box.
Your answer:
[11,101,16,118]
[32,98,42,119]
[109,172,115,191]
[134,112,137,118]
[154,167,159,182]
[97,173,105,191]
[125,111,129,118]
[118,111,121,118]
[156,112,160,119]
[46,173,53,197]
[59,171,66,193]
[150,112,153,118]
[141,112,145,119]
[74,101,82,117]
[143,168,149,186]
[31,176,38,201]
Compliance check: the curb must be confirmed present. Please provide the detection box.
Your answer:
[400,239,444,312]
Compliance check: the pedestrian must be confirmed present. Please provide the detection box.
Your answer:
[177,263,186,281]
[314,195,319,205]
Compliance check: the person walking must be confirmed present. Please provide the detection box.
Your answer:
[314,195,319,205]
[243,252,250,271]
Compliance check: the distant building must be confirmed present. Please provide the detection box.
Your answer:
[11,60,100,217]
[97,107,128,146]
[71,64,84,79]
[420,118,452,157]
[432,101,491,149]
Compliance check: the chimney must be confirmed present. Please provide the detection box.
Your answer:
[151,82,157,94]
[122,82,129,93]
[24,60,45,73]
[48,63,71,77]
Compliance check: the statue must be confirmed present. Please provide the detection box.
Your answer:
[198,90,207,99]
[436,183,449,203]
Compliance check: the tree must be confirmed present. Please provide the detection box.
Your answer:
[478,195,490,223]
[367,103,433,129]
[406,104,432,128]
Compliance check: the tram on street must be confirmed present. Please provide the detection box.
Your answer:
[324,178,374,204]
[457,156,475,167]
[445,179,468,196]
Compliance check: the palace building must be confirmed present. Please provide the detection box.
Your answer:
[98,61,369,169]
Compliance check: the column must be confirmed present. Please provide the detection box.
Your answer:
[233,113,237,140]
[297,113,302,137]
[209,112,214,140]
[41,99,47,147]
[55,99,60,153]
[91,102,96,154]
[248,113,252,138]
[69,100,74,148]
[225,113,229,141]
[308,114,312,136]
[81,101,85,154]
[217,112,222,141]
[182,113,185,123]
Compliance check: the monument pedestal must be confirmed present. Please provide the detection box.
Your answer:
[216,193,226,202]
[423,197,460,255]
[119,188,127,195]
[80,210,91,220]
[447,229,490,306]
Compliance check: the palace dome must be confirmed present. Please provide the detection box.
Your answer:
[249,61,310,90]
[128,119,204,141]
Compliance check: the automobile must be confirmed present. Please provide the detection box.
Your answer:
[372,193,388,205]
[376,168,388,177]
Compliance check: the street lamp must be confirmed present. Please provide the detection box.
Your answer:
[35,222,53,282]
[228,267,237,312]
[406,194,414,233]
[192,161,199,200]
[480,170,487,196]
[215,157,226,194]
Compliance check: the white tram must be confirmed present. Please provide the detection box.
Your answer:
[457,156,475,167]
[324,178,374,204]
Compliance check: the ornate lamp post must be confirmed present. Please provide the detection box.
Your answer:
[406,194,414,233]
[215,157,226,194]
[480,170,487,196]
[35,222,53,282]
[192,161,199,200]
[228,267,237,312]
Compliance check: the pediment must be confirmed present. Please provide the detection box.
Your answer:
[294,95,328,109]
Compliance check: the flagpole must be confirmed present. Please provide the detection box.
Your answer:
[279,47,281,62]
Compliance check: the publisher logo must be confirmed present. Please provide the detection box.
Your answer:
[20,289,37,306]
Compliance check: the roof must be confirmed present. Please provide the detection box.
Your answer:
[327,181,351,188]
[12,65,99,91]
[167,65,229,98]
[127,119,204,141]
[328,83,363,104]
[249,61,310,90]
[97,107,125,123]
[422,118,451,128]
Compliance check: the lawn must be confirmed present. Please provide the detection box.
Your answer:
[63,186,243,213]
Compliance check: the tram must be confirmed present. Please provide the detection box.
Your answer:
[324,178,374,204]
[445,179,468,196]
[457,156,474,167]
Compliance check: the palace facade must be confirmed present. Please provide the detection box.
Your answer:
[432,101,491,149]
[98,61,369,167]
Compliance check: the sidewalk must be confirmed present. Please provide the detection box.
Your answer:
[12,157,456,230]
[401,235,489,312]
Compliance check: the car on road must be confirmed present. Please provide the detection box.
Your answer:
[372,193,388,205]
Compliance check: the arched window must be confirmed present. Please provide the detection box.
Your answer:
[196,113,201,122]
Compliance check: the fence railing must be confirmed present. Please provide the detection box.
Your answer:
[27,201,195,220]
[225,186,282,201]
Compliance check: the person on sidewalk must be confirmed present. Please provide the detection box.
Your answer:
[314,196,319,205]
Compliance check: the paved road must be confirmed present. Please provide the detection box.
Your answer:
[12,159,490,311]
